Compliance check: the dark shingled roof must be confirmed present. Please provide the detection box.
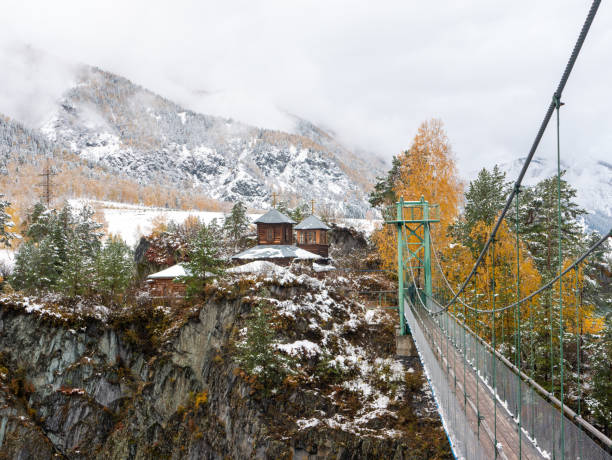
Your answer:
[254,208,296,224]
[294,215,331,230]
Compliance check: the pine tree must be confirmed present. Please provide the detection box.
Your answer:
[10,202,106,296]
[223,202,250,249]
[368,155,401,214]
[580,232,612,314]
[0,195,15,248]
[450,165,509,254]
[591,315,612,436]
[518,172,586,280]
[180,223,225,297]
[288,203,310,223]
[235,297,294,390]
[95,237,134,300]
[57,235,95,297]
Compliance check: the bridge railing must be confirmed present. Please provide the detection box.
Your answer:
[408,292,612,460]
[405,295,492,459]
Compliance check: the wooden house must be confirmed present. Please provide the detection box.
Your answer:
[147,264,188,297]
[231,208,322,265]
[255,209,295,245]
[295,215,331,257]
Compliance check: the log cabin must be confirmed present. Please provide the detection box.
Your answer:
[294,215,331,257]
[254,209,295,245]
[231,208,322,265]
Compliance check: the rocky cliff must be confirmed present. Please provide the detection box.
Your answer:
[0,270,451,459]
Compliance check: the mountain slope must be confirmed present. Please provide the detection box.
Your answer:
[39,67,382,217]
[501,157,612,235]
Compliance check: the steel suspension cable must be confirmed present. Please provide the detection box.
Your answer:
[515,190,522,459]
[438,0,602,313]
[430,229,611,315]
[491,240,498,458]
[554,92,566,460]
[575,266,581,418]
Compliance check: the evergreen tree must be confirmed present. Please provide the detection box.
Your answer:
[368,155,401,214]
[591,315,612,436]
[223,202,250,249]
[450,165,509,254]
[57,236,95,296]
[580,232,612,314]
[10,237,61,292]
[10,202,105,296]
[95,237,134,300]
[518,172,586,279]
[0,195,15,248]
[275,200,291,216]
[180,223,225,297]
[288,203,310,223]
[235,297,294,390]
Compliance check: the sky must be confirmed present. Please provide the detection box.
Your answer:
[0,0,610,177]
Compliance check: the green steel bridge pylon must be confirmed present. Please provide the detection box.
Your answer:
[386,196,440,335]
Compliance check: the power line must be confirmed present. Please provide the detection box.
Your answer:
[37,159,57,208]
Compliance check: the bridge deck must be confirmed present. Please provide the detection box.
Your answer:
[416,308,544,460]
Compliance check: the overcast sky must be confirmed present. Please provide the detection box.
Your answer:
[0,0,610,177]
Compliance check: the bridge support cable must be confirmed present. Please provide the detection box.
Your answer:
[574,267,581,419]
[430,229,612,316]
[515,189,523,459]
[554,89,567,460]
[437,0,602,314]
[492,241,499,458]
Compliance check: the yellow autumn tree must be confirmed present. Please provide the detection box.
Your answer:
[373,119,463,272]
[443,220,542,340]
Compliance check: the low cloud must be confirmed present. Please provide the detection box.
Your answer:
[0,0,610,177]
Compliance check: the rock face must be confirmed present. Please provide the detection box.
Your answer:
[0,272,451,459]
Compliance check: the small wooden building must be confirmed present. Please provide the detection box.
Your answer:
[254,209,296,245]
[146,264,188,297]
[231,208,322,265]
[295,215,331,257]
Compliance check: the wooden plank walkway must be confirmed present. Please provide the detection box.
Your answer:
[414,307,544,460]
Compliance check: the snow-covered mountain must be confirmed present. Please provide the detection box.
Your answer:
[501,156,612,235]
[34,66,383,217]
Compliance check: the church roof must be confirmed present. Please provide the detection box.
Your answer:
[231,245,321,260]
[294,215,331,230]
[254,208,296,224]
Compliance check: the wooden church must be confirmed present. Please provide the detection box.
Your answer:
[295,215,331,257]
[231,208,330,265]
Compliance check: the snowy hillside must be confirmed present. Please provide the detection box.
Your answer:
[501,157,612,235]
[37,66,382,217]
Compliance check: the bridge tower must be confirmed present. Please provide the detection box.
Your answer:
[386,196,439,335]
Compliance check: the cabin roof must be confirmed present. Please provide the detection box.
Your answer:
[147,263,189,279]
[254,208,296,224]
[231,244,321,260]
[294,215,331,230]
[147,264,214,279]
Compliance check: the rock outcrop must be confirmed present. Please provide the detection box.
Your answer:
[0,271,451,459]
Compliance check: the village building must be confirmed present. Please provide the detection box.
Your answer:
[231,208,322,265]
[146,263,188,297]
[294,214,331,257]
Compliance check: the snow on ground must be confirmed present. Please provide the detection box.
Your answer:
[0,249,15,272]
[69,199,379,246]
[70,199,262,247]
[227,261,286,275]
[334,217,381,236]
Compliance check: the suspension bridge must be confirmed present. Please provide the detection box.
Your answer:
[385,1,612,458]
